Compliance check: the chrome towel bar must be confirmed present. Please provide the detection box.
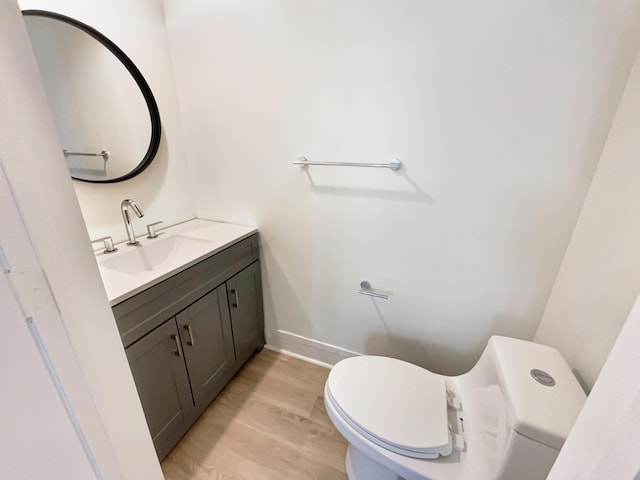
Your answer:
[63,149,109,161]
[294,156,401,172]
[358,280,392,300]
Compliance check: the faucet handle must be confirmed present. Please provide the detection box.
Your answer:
[91,236,118,254]
[146,221,164,239]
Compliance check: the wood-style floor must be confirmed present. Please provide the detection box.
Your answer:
[161,349,348,480]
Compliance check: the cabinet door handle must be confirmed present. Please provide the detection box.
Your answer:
[184,324,195,347]
[231,289,239,308]
[171,334,183,357]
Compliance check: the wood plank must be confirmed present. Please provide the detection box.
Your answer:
[162,350,348,480]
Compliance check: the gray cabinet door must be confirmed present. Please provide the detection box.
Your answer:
[175,286,235,409]
[226,262,264,364]
[125,319,193,460]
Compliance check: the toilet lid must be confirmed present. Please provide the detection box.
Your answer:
[326,356,452,459]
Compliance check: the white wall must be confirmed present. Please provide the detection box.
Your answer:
[0,0,163,477]
[163,0,640,373]
[535,46,640,390]
[548,294,640,479]
[19,0,195,243]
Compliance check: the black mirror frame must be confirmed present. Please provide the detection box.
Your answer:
[22,10,162,183]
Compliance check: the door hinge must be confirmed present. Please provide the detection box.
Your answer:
[0,244,11,273]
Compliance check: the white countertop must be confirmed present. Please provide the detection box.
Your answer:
[95,219,257,306]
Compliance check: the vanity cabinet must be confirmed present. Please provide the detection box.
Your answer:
[175,286,235,407]
[112,234,264,460]
[124,318,194,458]
[226,261,264,365]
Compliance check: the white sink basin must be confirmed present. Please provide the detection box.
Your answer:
[95,219,257,305]
[101,235,212,275]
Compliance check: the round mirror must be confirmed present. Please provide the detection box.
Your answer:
[23,10,161,183]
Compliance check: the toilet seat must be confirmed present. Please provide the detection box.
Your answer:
[326,356,453,459]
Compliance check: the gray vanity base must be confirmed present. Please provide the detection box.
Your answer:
[112,234,265,460]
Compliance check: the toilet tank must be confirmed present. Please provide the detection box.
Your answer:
[468,336,587,479]
[490,336,586,450]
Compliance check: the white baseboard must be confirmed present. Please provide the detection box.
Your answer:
[263,345,334,369]
[265,329,361,368]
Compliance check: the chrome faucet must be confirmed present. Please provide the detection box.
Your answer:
[121,199,144,245]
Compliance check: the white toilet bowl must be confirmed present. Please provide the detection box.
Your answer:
[324,336,586,480]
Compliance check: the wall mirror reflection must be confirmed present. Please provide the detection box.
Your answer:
[23,10,161,183]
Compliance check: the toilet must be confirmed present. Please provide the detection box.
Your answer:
[324,336,586,480]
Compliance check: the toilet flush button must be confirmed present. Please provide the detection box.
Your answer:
[530,369,555,386]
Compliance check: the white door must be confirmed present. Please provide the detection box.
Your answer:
[0,164,102,480]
